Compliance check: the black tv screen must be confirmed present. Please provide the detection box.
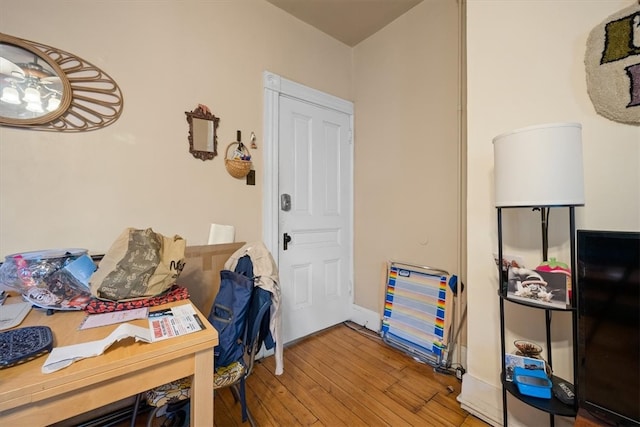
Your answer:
[577,230,640,426]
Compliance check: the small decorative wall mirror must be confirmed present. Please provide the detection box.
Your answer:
[185,104,219,161]
[0,32,123,132]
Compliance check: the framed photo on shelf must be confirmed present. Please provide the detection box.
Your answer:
[504,353,546,382]
[506,267,569,309]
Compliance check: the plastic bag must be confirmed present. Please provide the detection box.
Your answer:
[0,248,94,310]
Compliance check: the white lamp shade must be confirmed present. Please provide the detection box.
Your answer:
[1,86,20,104]
[46,96,61,112]
[23,87,41,104]
[493,122,585,207]
[25,101,44,113]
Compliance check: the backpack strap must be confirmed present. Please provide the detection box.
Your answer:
[246,287,273,354]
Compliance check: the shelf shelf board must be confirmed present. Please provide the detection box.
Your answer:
[502,374,577,418]
[498,289,576,312]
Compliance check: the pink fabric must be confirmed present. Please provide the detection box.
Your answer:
[83,285,189,314]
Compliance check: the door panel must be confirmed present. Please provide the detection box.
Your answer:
[278,95,352,344]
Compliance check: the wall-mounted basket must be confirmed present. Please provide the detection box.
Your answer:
[224,142,252,178]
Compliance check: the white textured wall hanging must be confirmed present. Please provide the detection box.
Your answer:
[585,1,640,126]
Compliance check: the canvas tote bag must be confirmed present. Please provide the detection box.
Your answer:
[90,228,186,301]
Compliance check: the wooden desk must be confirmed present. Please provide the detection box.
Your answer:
[0,300,218,426]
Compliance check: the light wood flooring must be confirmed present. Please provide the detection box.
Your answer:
[218,322,489,427]
[93,322,490,426]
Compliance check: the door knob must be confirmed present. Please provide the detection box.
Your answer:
[281,194,291,211]
[283,233,292,250]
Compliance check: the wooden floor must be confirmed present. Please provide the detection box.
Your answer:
[112,322,489,427]
[218,322,488,427]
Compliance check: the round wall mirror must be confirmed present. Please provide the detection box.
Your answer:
[0,32,123,132]
[0,41,71,124]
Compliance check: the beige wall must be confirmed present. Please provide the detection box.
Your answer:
[353,0,462,313]
[464,0,640,424]
[0,0,352,257]
[0,0,462,320]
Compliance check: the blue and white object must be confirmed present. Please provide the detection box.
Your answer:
[513,366,552,399]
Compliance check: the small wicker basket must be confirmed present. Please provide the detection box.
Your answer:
[224,142,252,178]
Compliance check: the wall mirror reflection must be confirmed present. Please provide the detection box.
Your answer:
[0,43,68,121]
[186,104,219,161]
[0,32,123,132]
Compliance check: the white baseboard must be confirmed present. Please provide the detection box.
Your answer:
[457,373,503,426]
[458,373,575,427]
[349,304,382,333]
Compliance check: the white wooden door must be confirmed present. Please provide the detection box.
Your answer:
[277,94,353,344]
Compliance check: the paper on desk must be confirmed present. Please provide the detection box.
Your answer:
[79,307,149,330]
[0,301,32,330]
[42,323,152,374]
[148,303,203,341]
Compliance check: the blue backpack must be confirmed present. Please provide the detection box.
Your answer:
[209,269,254,369]
[208,255,273,423]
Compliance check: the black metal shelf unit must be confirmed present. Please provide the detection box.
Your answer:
[497,206,579,426]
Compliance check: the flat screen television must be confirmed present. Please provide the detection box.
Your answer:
[577,230,640,426]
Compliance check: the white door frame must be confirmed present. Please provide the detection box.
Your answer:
[262,69,354,281]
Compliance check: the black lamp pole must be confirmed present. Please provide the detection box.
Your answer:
[540,207,549,262]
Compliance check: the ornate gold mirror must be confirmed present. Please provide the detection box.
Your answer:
[0,32,123,132]
[185,104,219,161]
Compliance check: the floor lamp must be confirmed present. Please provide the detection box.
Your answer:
[493,122,585,426]
[493,122,585,261]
